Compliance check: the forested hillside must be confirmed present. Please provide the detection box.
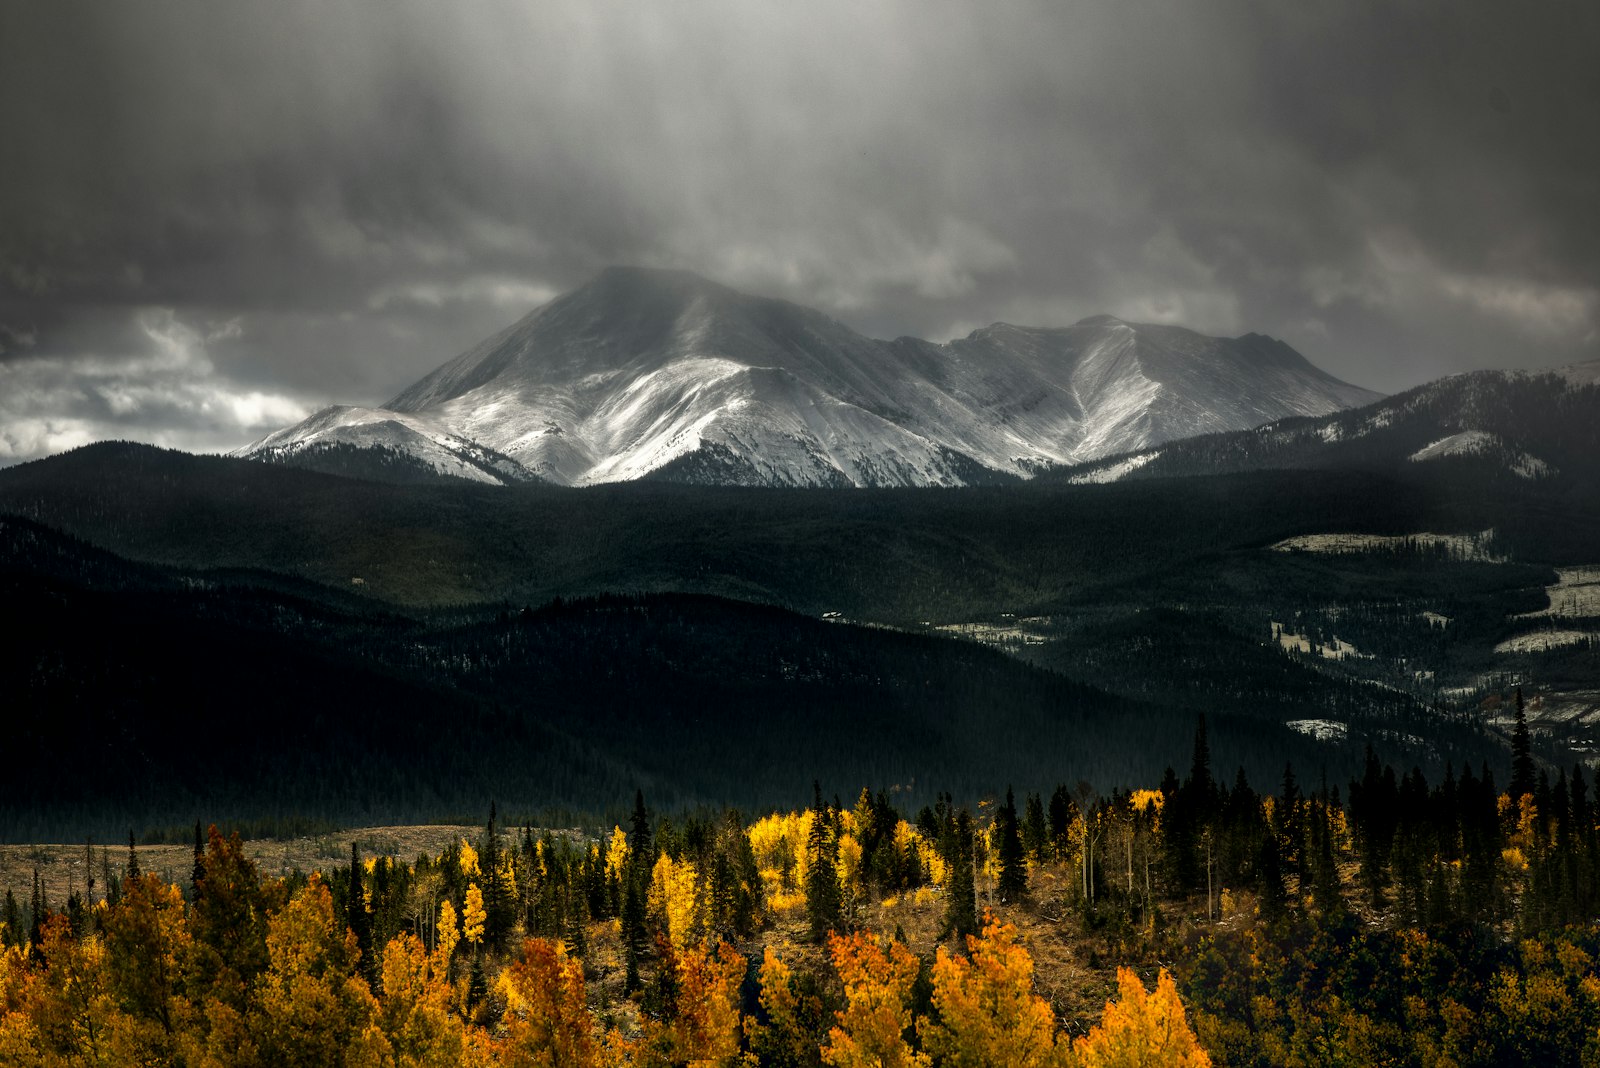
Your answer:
[1,515,1514,842]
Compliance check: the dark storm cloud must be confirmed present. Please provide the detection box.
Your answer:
[2,0,1596,460]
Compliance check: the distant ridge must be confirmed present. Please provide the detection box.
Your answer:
[240,266,1381,487]
[1058,363,1600,493]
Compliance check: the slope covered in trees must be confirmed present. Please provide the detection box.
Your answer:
[7,516,1413,842]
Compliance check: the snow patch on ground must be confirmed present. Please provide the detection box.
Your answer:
[1269,529,1504,562]
[936,618,1053,647]
[1495,631,1598,655]
[1287,719,1349,743]
[1515,567,1600,620]
[1407,430,1552,479]
[1271,622,1366,660]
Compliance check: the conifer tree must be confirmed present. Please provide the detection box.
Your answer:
[1047,786,1075,862]
[623,790,652,992]
[806,783,843,942]
[943,810,978,941]
[1256,830,1286,923]
[29,868,42,955]
[127,830,140,881]
[1022,792,1049,863]
[349,842,375,988]
[996,787,1028,902]
[1511,687,1536,802]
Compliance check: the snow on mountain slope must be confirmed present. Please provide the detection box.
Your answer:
[1408,430,1552,479]
[1059,363,1598,486]
[243,266,1381,487]
[235,405,536,485]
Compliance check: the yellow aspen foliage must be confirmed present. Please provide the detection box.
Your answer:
[499,937,598,1068]
[606,826,630,882]
[822,931,929,1068]
[837,833,864,892]
[256,875,391,1067]
[649,854,703,953]
[1128,789,1164,827]
[460,840,481,879]
[378,932,466,1064]
[0,939,41,1064]
[921,915,1060,1068]
[1071,967,1211,1068]
[464,884,487,946]
[438,899,461,962]
[749,810,813,902]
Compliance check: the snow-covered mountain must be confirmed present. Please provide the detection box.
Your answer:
[1060,361,1600,487]
[240,266,1381,487]
[240,404,537,485]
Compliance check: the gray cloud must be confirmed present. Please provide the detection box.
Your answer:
[0,308,310,462]
[2,0,1596,462]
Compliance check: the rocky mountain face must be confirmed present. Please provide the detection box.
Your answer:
[240,267,1381,486]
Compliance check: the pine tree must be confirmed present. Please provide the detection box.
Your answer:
[996,787,1028,902]
[1511,687,1537,803]
[623,790,652,992]
[944,810,978,941]
[1256,829,1286,923]
[480,803,512,952]
[348,842,375,988]
[29,868,43,955]
[1022,792,1049,863]
[127,829,140,881]
[1048,786,1075,862]
[806,783,843,941]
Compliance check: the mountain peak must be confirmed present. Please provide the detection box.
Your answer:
[249,269,1380,488]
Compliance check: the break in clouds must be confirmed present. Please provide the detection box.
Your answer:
[1,0,1597,462]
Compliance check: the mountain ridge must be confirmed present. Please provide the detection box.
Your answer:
[240,266,1382,487]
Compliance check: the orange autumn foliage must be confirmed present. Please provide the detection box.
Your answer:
[1071,967,1211,1068]
[921,914,1061,1068]
[498,937,598,1068]
[822,931,928,1068]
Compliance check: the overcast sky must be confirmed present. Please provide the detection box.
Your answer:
[2,0,1596,463]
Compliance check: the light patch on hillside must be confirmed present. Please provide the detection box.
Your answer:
[1407,430,1552,479]
[1067,450,1158,484]
[1287,719,1349,743]
[1269,529,1504,562]
[1271,622,1367,661]
[1515,567,1600,620]
[1494,630,1598,655]
[936,616,1053,647]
